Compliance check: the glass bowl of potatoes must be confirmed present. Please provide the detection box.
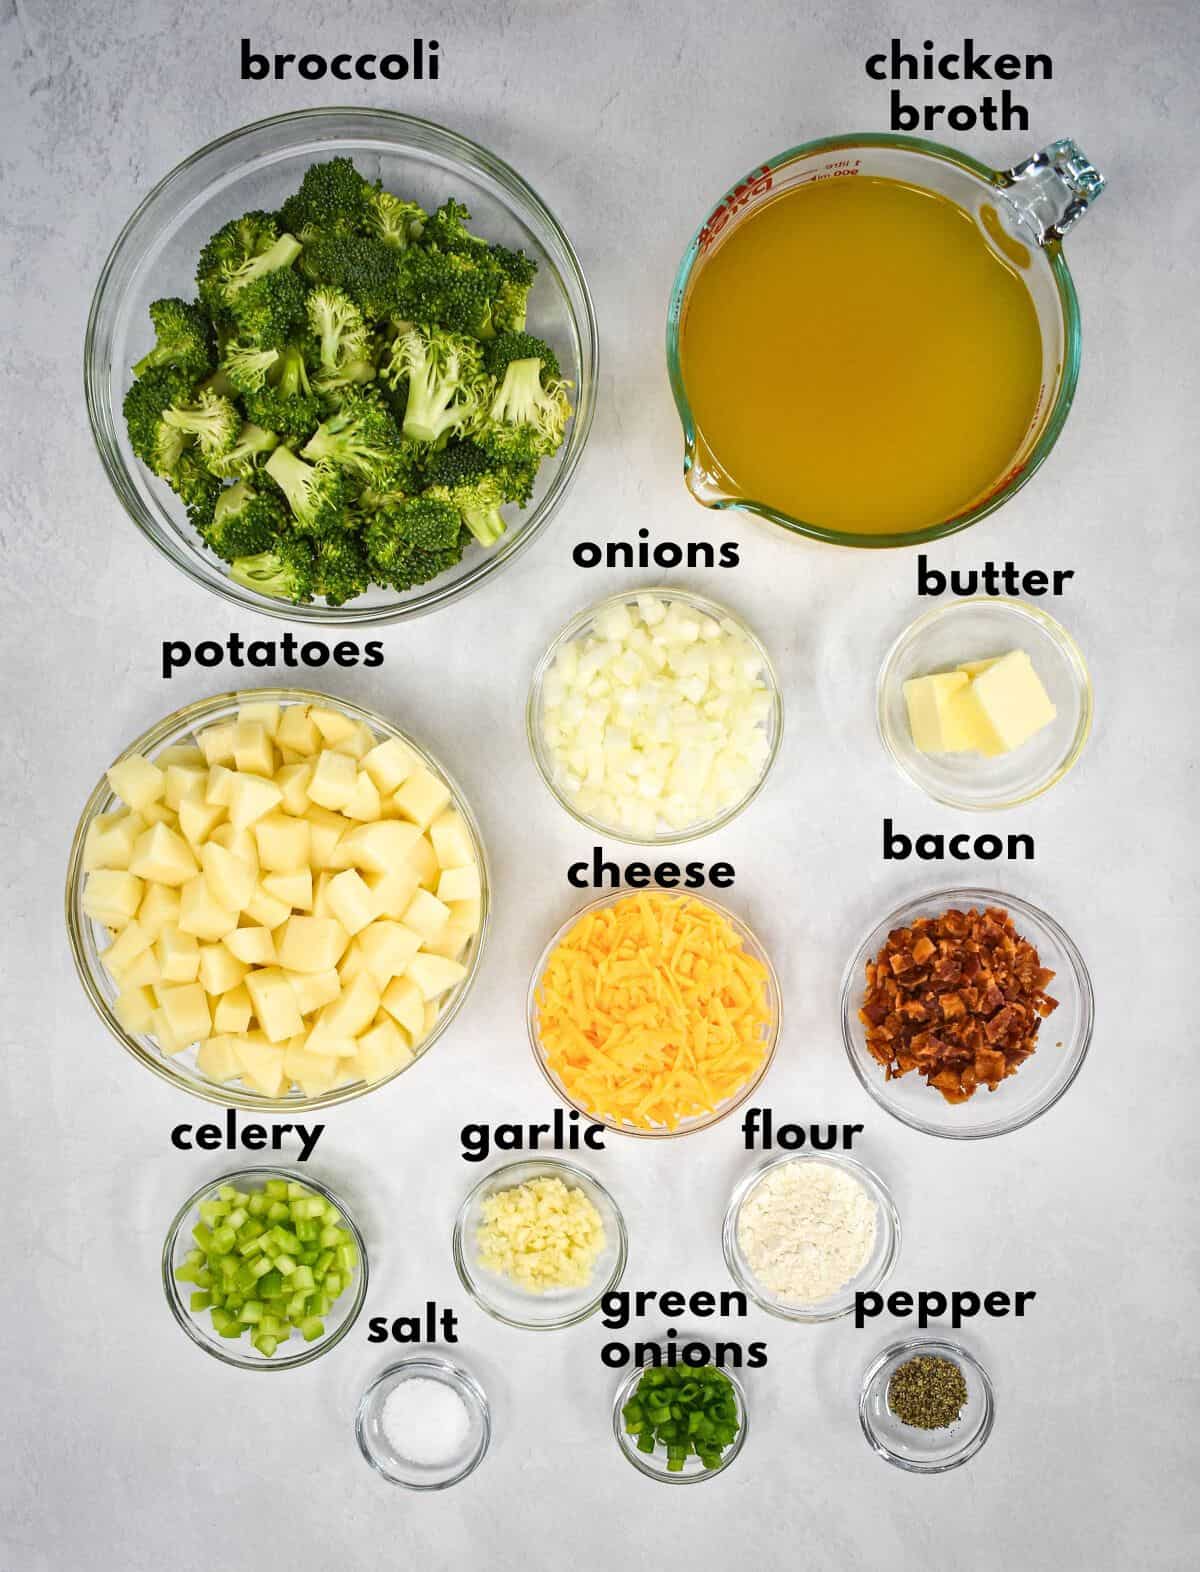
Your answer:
[65,688,490,1108]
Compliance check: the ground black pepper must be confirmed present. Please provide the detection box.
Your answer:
[887,1354,968,1429]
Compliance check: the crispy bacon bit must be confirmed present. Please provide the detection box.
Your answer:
[858,906,1058,1105]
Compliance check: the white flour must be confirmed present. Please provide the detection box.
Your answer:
[736,1160,877,1304]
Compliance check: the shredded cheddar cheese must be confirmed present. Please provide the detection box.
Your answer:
[534,893,773,1131]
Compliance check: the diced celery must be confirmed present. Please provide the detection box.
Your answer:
[253,1333,279,1358]
[239,1301,263,1324]
[192,1223,213,1251]
[248,1193,268,1217]
[217,1184,238,1202]
[291,1265,315,1292]
[190,1291,212,1311]
[225,1207,248,1231]
[300,1317,325,1342]
[211,1225,237,1254]
[275,1254,296,1276]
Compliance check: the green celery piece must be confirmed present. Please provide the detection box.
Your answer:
[287,1182,307,1201]
[190,1291,212,1312]
[217,1185,238,1203]
[247,1193,268,1217]
[315,1249,335,1277]
[253,1333,279,1358]
[209,1307,235,1334]
[191,1222,213,1251]
[264,1179,289,1201]
[266,1200,290,1223]
[257,1270,283,1299]
[290,1265,315,1291]
[211,1224,237,1254]
[219,1322,244,1339]
[319,1225,341,1248]
[286,1290,309,1319]
[299,1316,325,1342]
[335,1243,356,1274]
[275,1254,297,1276]
[199,1200,226,1227]
[174,1262,199,1285]
[239,1301,263,1324]
[225,1207,248,1231]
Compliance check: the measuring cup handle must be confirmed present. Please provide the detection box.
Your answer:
[1001,139,1106,246]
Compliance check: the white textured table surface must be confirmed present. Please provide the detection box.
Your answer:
[3,2,1198,1568]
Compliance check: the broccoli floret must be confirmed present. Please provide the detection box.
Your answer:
[300,233,406,319]
[484,331,561,383]
[200,479,288,561]
[421,198,488,256]
[362,187,426,249]
[278,157,372,237]
[242,385,322,442]
[230,535,318,604]
[263,444,348,536]
[123,367,196,467]
[206,422,279,480]
[220,342,281,395]
[385,326,489,445]
[299,393,407,487]
[488,246,537,333]
[423,440,508,546]
[170,448,223,532]
[228,269,308,348]
[313,533,372,606]
[363,496,466,591]
[160,390,241,463]
[196,212,300,315]
[307,287,369,375]
[132,297,213,379]
[395,247,504,337]
[481,356,572,464]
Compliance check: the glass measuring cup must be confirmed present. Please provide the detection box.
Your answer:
[666,134,1105,549]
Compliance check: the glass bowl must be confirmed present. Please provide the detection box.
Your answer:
[526,588,783,844]
[356,1355,491,1489]
[528,891,782,1138]
[722,1153,900,1322]
[859,1338,995,1472]
[85,107,597,624]
[65,686,490,1109]
[877,599,1092,810]
[162,1166,367,1370]
[612,1356,749,1483]
[841,887,1093,1139]
[452,1158,628,1329]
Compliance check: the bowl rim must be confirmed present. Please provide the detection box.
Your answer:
[721,1151,901,1322]
[65,685,491,1110]
[451,1156,629,1329]
[858,1336,996,1473]
[525,584,784,845]
[161,1164,368,1371]
[527,889,782,1139]
[355,1353,492,1490]
[84,105,598,626]
[876,597,1094,811]
[840,885,1094,1139]
[611,1353,749,1483]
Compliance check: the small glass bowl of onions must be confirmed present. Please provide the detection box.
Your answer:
[527,589,783,845]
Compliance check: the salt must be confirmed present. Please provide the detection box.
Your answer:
[380,1376,470,1466]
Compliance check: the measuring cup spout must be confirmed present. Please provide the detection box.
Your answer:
[1002,139,1105,246]
[684,435,737,508]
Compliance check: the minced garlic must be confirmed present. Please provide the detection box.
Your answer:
[477,1175,606,1294]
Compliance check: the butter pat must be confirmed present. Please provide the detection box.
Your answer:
[968,649,1056,752]
[903,672,969,753]
[956,655,1003,678]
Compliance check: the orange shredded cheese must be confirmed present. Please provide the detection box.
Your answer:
[534,893,773,1131]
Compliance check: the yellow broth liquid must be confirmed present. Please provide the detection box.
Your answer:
[679,176,1044,536]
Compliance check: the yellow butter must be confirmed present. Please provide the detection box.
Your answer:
[968,649,1057,752]
[956,655,1003,678]
[902,671,969,754]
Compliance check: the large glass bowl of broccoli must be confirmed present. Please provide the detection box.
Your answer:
[85,108,597,623]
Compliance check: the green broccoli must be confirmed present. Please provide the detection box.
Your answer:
[299,393,407,487]
[228,268,308,348]
[196,212,301,315]
[395,247,505,337]
[489,246,537,333]
[424,440,508,546]
[158,390,241,467]
[230,535,318,604]
[362,187,426,249]
[278,157,372,237]
[242,384,322,442]
[221,342,281,395]
[421,198,488,256]
[206,422,279,479]
[300,233,406,319]
[481,355,572,464]
[385,326,489,445]
[314,533,373,606]
[484,331,561,383]
[123,367,196,468]
[131,298,213,379]
[200,479,288,560]
[170,448,223,533]
[263,444,348,536]
[307,287,369,375]
[363,495,466,591]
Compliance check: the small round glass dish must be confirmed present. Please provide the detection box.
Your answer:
[85,107,597,625]
[859,1338,995,1473]
[612,1356,749,1483]
[452,1158,628,1329]
[528,892,782,1138]
[877,598,1092,810]
[356,1356,491,1490]
[527,587,783,844]
[722,1153,900,1322]
[841,887,1093,1139]
[65,687,490,1110]
[162,1167,367,1370]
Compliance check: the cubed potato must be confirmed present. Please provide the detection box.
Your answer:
[416,1001,439,1045]
[276,915,349,974]
[282,1042,339,1098]
[407,953,468,1002]
[163,764,207,810]
[313,972,380,1041]
[232,720,275,777]
[379,975,425,1038]
[121,947,162,987]
[309,707,358,746]
[254,811,311,873]
[436,863,480,905]
[155,744,205,768]
[429,809,475,870]
[197,723,237,767]
[403,887,451,943]
[83,870,144,925]
[337,820,423,876]
[342,772,382,822]
[224,925,276,966]
[197,942,248,996]
[352,1018,414,1083]
[157,981,212,1044]
[393,766,452,830]
[113,985,157,1034]
[337,937,367,985]
[178,874,239,941]
[150,1007,188,1056]
[205,763,236,806]
[244,881,292,930]
[197,1035,242,1082]
[83,810,144,871]
[227,772,284,831]
[307,807,349,870]
[273,762,314,817]
[276,705,322,756]
[449,897,481,937]
[361,737,418,795]
[421,919,473,961]
[262,868,312,911]
[102,919,154,974]
[107,753,165,812]
[326,868,376,936]
[307,749,357,811]
[156,924,201,982]
[244,968,305,1044]
[178,798,226,847]
[357,920,422,988]
[233,1034,288,1097]
[212,983,253,1035]
[140,801,178,827]
[136,882,180,938]
[207,822,259,871]
[408,834,440,890]
[363,866,421,919]
[288,968,341,1017]
[130,822,200,886]
[333,721,375,761]
[237,700,281,738]
[201,840,257,911]
[311,871,335,918]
